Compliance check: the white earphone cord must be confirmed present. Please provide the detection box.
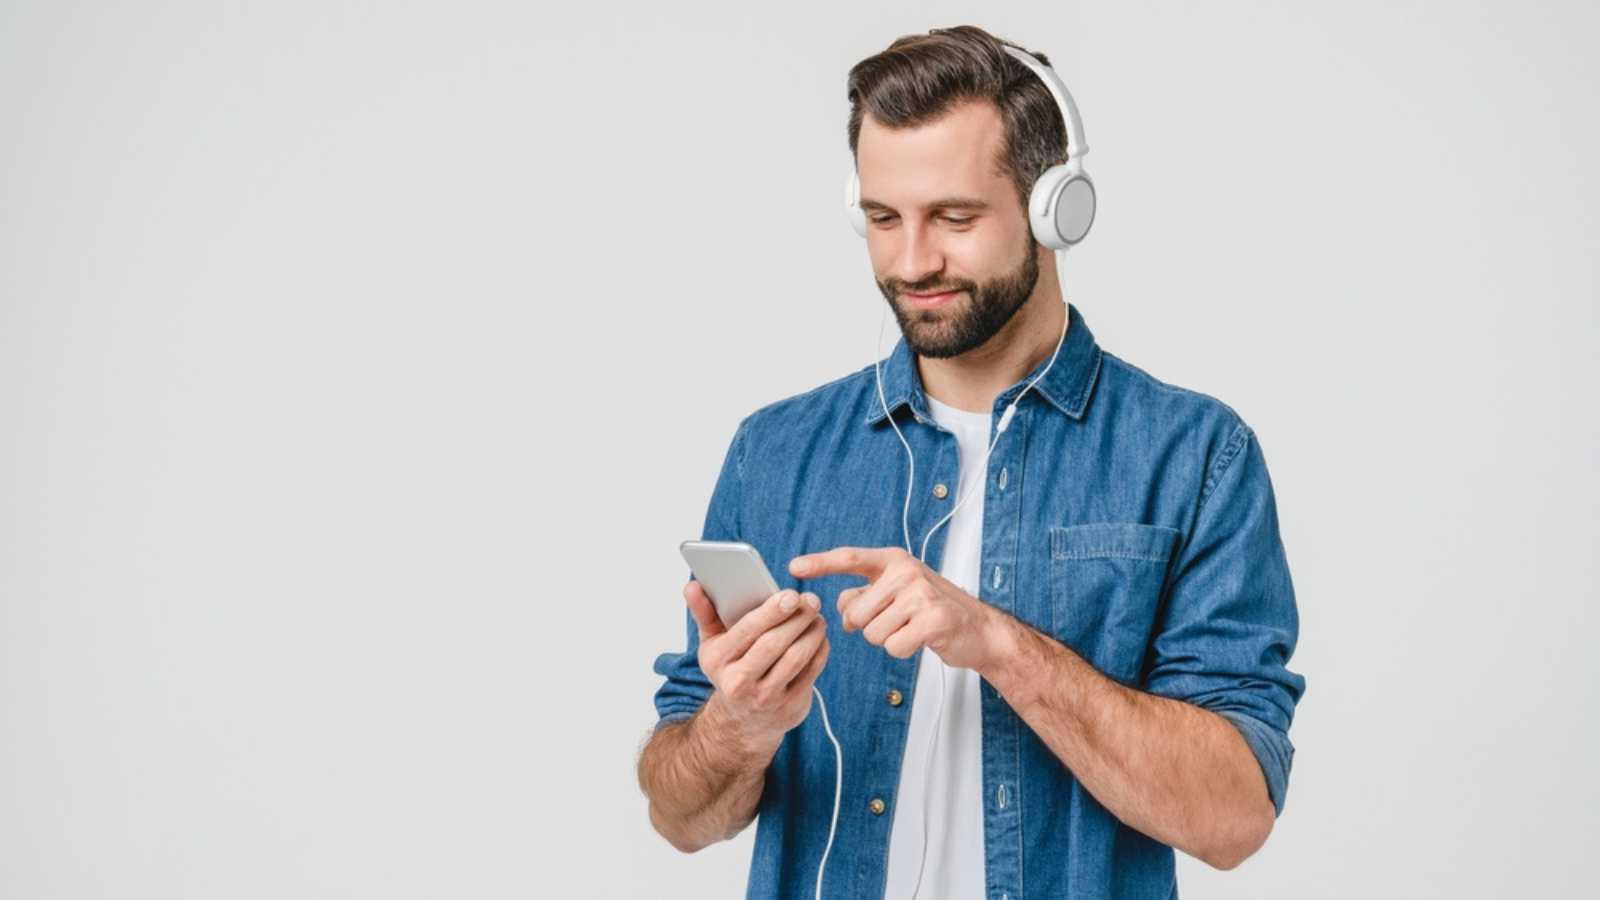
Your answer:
[810,685,843,900]
[810,288,1068,899]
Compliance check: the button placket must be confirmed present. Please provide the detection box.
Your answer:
[976,409,1023,900]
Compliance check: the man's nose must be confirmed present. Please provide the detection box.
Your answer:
[894,225,944,286]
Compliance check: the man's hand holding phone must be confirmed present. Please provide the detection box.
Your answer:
[683,580,830,759]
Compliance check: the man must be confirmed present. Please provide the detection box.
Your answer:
[637,25,1305,900]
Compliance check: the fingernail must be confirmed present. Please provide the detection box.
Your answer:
[804,593,819,611]
[780,592,798,612]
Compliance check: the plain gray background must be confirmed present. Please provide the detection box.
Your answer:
[3,1,1596,897]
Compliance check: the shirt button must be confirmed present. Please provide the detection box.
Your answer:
[932,483,949,499]
[886,688,903,707]
[869,797,887,815]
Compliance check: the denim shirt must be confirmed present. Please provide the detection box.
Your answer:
[651,302,1305,900]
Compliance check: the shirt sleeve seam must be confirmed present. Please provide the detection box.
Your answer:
[1197,418,1253,515]
[733,416,750,482]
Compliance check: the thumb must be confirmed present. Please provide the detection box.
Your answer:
[683,580,726,639]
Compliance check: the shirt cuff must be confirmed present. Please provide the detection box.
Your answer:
[1216,709,1295,817]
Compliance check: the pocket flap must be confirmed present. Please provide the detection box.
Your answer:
[1050,522,1180,562]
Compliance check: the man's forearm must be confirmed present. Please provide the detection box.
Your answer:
[637,692,778,854]
[977,610,1274,870]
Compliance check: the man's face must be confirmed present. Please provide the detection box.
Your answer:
[856,99,1040,359]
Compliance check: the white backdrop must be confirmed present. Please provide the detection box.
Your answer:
[3,1,1596,897]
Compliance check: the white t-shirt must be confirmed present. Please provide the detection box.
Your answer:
[883,394,992,899]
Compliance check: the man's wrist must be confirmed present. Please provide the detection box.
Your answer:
[977,606,1045,708]
[699,691,782,769]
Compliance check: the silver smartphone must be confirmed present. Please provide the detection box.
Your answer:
[679,540,782,629]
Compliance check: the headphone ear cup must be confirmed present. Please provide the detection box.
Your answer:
[846,171,867,238]
[1028,164,1096,250]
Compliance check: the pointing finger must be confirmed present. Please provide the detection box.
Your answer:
[790,546,899,580]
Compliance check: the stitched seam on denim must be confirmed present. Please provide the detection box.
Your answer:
[859,352,915,424]
[732,418,748,482]
[745,364,876,426]
[865,394,913,424]
[1100,351,1245,423]
[1050,525,1180,561]
[1199,420,1251,512]
[1070,345,1104,416]
[1011,402,1029,900]
[1054,550,1173,562]
[1012,343,1103,423]
[729,419,748,538]
[1015,683,1024,900]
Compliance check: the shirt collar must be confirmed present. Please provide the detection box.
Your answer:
[863,301,1104,427]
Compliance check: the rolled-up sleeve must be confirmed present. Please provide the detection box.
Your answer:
[1145,420,1307,816]
[650,418,748,732]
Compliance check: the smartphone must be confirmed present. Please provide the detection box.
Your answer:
[679,540,782,629]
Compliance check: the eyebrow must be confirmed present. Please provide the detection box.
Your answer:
[858,196,991,213]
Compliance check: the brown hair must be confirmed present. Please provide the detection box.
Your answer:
[846,25,1069,214]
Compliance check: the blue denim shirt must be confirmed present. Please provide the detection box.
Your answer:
[652,302,1305,899]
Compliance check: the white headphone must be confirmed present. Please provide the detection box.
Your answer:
[846,43,1096,251]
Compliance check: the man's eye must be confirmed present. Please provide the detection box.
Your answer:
[943,216,974,226]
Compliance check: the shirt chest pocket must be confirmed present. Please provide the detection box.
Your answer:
[1047,523,1181,685]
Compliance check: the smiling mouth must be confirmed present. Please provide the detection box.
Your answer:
[903,289,961,308]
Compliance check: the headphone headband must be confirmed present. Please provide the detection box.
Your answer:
[999,44,1088,165]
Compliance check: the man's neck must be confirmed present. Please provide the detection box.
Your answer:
[917,277,1067,416]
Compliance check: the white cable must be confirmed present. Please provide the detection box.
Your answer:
[808,296,1069,898]
[811,687,843,900]
[876,306,917,555]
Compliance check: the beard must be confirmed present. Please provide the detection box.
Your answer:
[876,233,1040,359]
